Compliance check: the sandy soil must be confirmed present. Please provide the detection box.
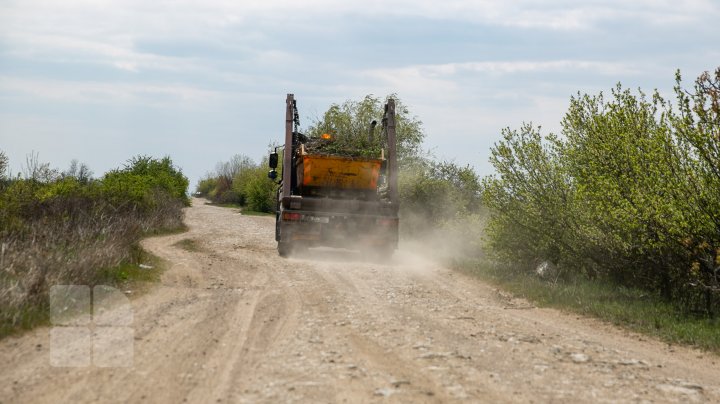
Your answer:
[1,199,719,403]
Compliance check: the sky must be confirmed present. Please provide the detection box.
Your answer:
[1,0,719,187]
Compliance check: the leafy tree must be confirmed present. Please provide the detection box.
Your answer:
[306,94,425,161]
[483,124,580,272]
[482,67,720,314]
[561,86,689,293]
[239,158,277,213]
[401,159,482,218]
[0,150,8,180]
[204,154,255,204]
[102,155,189,208]
[64,159,93,184]
[195,175,218,197]
[22,152,59,183]
[666,68,720,310]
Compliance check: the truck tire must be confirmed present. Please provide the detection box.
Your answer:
[278,241,292,257]
[275,214,281,241]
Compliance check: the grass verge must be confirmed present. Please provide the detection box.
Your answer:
[0,245,168,340]
[454,259,720,354]
[95,245,166,286]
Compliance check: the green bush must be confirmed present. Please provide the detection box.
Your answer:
[482,67,720,315]
[482,123,589,275]
[241,168,276,213]
[197,152,278,213]
[399,157,484,254]
[195,176,217,197]
[0,153,189,336]
[102,155,189,209]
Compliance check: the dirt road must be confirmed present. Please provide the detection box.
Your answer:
[2,199,719,403]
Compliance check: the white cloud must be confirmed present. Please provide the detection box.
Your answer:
[4,0,717,40]
[422,60,639,76]
[1,0,716,75]
[0,76,222,107]
[360,59,642,103]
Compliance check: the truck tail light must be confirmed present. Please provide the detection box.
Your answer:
[282,212,303,221]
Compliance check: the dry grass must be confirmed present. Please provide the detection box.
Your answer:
[0,196,184,338]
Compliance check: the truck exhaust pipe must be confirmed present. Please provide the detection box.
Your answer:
[368,119,378,143]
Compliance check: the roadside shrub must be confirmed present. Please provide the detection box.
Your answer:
[399,157,484,256]
[195,176,217,197]
[197,153,277,213]
[482,124,580,273]
[102,155,189,210]
[0,153,189,337]
[483,67,720,315]
[239,159,277,213]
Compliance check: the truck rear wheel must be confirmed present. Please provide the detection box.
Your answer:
[278,242,292,257]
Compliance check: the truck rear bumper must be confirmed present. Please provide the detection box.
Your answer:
[281,196,398,216]
[278,211,398,248]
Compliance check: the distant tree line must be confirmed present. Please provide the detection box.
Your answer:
[195,153,277,213]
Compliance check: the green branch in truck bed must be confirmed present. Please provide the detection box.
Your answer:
[301,135,383,159]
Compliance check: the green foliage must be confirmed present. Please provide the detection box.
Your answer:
[483,67,720,315]
[560,86,688,290]
[199,154,257,205]
[1,154,188,337]
[102,155,189,208]
[401,159,482,219]
[198,153,277,213]
[0,150,8,180]
[64,159,93,184]
[306,94,425,161]
[195,176,217,197]
[482,124,578,272]
[399,157,484,241]
[238,158,277,213]
[229,157,258,206]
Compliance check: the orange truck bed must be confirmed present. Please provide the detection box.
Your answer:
[297,154,382,190]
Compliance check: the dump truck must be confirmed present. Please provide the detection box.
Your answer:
[267,94,400,257]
